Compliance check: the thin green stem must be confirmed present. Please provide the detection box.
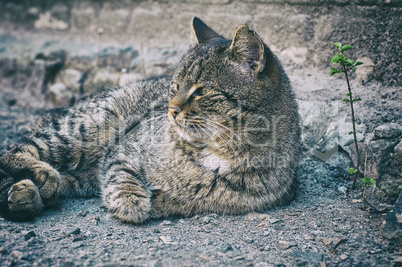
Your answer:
[343,65,360,189]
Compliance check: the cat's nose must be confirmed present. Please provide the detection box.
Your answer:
[168,105,181,119]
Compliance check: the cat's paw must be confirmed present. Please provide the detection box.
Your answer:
[0,169,15,218]
[31,163,61,203]
[104,186,152,224]
[4,179,43,220]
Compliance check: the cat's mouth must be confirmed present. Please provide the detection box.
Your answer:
[168,114,211,143]
[170,116,237,149]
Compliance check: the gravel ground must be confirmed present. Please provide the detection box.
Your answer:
[0,38,401,265]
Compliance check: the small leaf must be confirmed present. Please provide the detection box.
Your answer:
[341,44,354,53]
[351,67,356,72]
[361,177,376,187]
[342,98,350,103]
[334,42,342,50]
[337,69,343,74]
[349,168,358,175]
[353,97,362,102]
[367,177,376,187]
[346,93,352,96]
[330,68,338,76]
[331,54,340,64]
[354,61,364,66]
[345,59,354,67]
[348,131,353,135]
[338,55,347,66]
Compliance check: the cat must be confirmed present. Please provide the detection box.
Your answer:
[0,17,300,223]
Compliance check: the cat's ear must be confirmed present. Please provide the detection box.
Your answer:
[191,17,222,44]
[230,25,266,78]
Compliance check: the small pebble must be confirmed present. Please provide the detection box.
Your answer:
[23,230,36,241]
[276,241,295,250]
[7,99,17,106]
[339,254,348,260]
[323,237,346,252]
[77,210,87,217]
[242,237,254,244]
[269,218,281,224]
[70,234,86,242]
[244,213,269,221]
[69,228,81,235]
[198,216,211,224]
[220,243,233,253]
[10,250,23,260]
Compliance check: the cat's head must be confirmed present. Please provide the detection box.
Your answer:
[168,17,285,147]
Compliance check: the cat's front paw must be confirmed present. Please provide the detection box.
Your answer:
[31,163,61,203]
[104,185,152,224]
[4,179,43,220]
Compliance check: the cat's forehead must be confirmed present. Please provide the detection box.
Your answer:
[173,40,230,83]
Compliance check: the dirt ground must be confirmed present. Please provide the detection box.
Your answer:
[0,63,401,266]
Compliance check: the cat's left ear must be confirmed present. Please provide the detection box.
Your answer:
[230,25,266,78]
[192,17,222,44]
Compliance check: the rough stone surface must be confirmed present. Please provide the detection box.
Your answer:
[355,56,375,83]
[59,68,82,92]
[49,82,72,106]
[374,123,402,140]
[382,192,402,240]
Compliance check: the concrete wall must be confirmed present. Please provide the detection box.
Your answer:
[0,0,400,86]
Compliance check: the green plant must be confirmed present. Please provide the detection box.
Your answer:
[330,43,363,190]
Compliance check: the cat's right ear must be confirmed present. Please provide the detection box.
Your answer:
[230,25,266,80]
[191,17,222,44]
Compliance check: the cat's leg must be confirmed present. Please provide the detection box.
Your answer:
[59,171,101,198]
[0,144,61,220]
[101,149,153,223]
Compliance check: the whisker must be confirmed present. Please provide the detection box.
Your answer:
[205,118,240,139]
[202,124,239,156]
[137,116,169,143]
[199,126,224,151]
[142,114,167,124]
[171,114,244,157]
[203,120,241,147]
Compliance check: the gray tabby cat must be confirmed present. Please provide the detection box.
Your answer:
[0,17,300,223]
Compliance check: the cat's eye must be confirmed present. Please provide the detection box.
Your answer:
[193,86,212,97]
[171,83,179,94]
